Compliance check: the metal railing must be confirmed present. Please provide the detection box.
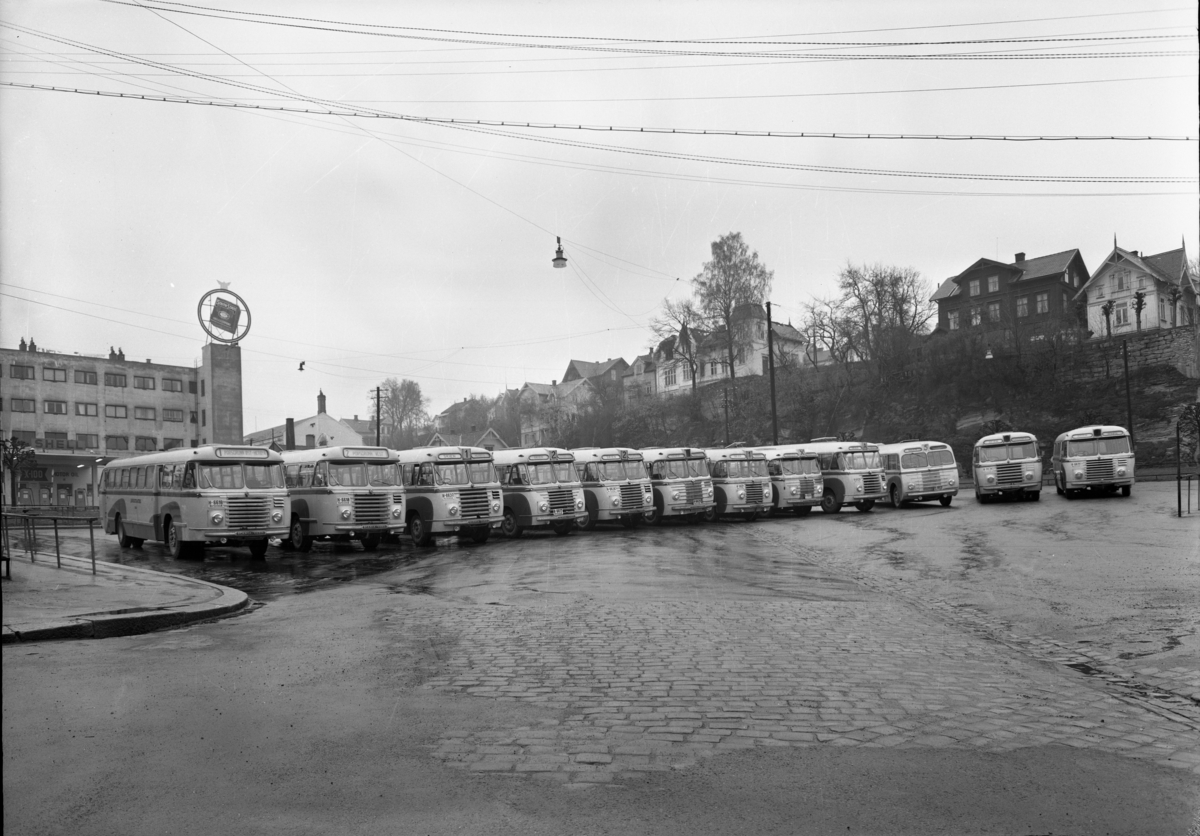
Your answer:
[1,508,98,576]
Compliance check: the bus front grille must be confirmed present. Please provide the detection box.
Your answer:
[460,488,491,519]
[548,488,575,513]
[861,474,882,494]
[684,481,704,504]
[745,482,764,504]
[996,463,1023,485]
[620,484,646,508]
[920,471,949,491]
[1086,460,1115,481]
[226,496,271,529]
[353,493,390,524]
[798,477,816,498]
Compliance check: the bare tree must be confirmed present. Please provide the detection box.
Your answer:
[378,378,428,449]
[1101,300,1115,338]
[1132,290,1147,331]
[649,297,704,391]
[692,232,773,387]
[1,437,37,506]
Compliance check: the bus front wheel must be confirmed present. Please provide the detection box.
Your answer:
[580,509,598,531]
[550,521,573,536]
[939,495,952,507]
[409,513,433,547]
[290,517,313,552]
[248,539,268,560]
[1121,485,1132,497]
[501,509,523,539]
[794,505,812,516]
[855,500,875,512]
[360,534,380,552]
[820,491,842,514]
[889,484,903,508]
[167,518,185,559]
[620,515,640,529]
[469,528,491,544]
[703,506,718,523]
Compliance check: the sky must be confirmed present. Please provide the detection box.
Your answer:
[2,0,1197,430]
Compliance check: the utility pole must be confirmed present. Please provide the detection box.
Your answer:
[766,301,778,445]
[723,382,731,447]
[1122,341,1134,449]
[375,386,382,446]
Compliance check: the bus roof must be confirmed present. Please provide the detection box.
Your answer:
[801,440,881,454]
[1053,425,1130,444]
[571,447,645,463]
[747,444,818,460]
[393,445,495,464]
[876,440,953,456]
[281,445,397,464]
[492,447,576,465]
[639,447,706,461]
[975,431,1038,447]
[102,445,284,469]
[703,448,767,462]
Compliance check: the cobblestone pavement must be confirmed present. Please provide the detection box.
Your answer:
[409,595,1200,785]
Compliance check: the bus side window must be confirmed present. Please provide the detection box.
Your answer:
[284,465,299,488]
[296,463,313,487]
[415,464,434,486]
[182,463,196,489]
[159,465,172,489]
[119,469,129,488]
[312,462,327,487]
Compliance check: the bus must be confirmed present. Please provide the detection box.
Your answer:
[750,445,823,516]
[878,440,960,508]
[572,447,654,529]
[395,446,503,546]
[972,431,1042,503]
[101,445,288,559]
[804,438,886,513]
[702,448,772,521]
[640,447,715,524]
[1050,425,1134,499]
[280,446,404,552]
[492,447,587,537]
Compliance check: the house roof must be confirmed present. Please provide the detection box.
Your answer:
[1077,245,1190,299]
[424,427,509,449]
[562,357,628,382]
[771,321,805,343]
[521,378,592,399]
[623,353,656,376]
[1142,246,1187,283]
[932,250,1081,302]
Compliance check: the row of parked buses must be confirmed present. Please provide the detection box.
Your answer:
[99,424,1134,559]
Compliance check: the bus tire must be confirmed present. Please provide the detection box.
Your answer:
[500,509,523,539]
[290,516,313,552]
[855,500,875,512]
[1055,473,1064,495]
[746,512,760,522]
[166,518,185,559]
[620,515,640,529]
[580,509,598,531]
[409,513,433,547]
[642,506,661,526]
[1027,491,1040,502]
[703,506,718,523]
[116,516,135,548]
[470,529,491,544]
[550,522,573,536]
[248,539,269,560]
[794,505,812,516]
[360,534,380,552]
[889,484,903,508]
[939,495,952,507]
[820,491,842,514]
[1121,485,1132,497]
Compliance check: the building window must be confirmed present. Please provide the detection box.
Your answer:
[11,398,36,413]
[76,402,99,416]
[105,373,127,388]
[969,307,981,327]
[43,400,68,414]
[134,407,156,420]
[987,301,1001,322]
[201,409,206,427]
[12,429,36,445]
[969,279,980,296]
[164,438,184,450]
[76,433,99,449]
[106,435,129,451]
[188,380,197,394]
[683,364,693,381]
[710,360,719,376]
[1114,303,1130,326]
[200,379,205,396]
[305,434,316,448]
[44,432,69,449]
[1017,296,1029,317]
[133,376,156,390]
[761,355,769,375]
[162,378,184,393]
[190,411,198,424]
[987,275,999,293]
[75,370,97,385]
[1136,275,1145,289]
[948,311,959,330]
[43,367,67,382]
[663,367,677,387]
[135,437,157,452]
[1036,293,1049,315]
[163,408,184,422]
[105,404,128,419]
[1116,271,1128,291]
[10,364,35,380]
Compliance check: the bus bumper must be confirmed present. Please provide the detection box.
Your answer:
[902,489,959,503]
[432,516,503,533]
[194,526,289,541]
[662,501,714,517]
[718,501,772,516]
[843,491,887,504]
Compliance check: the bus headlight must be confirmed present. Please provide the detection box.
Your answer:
[392,507,403,519]
[855,480,864,492]
[790,487,798,496]
[1024,471,1034,482]
[672,490,682,501]
[575,499,584,510]
[948,476,957,486]
[491,501,501,513]
[272,511,283,523]
[764,486,771,500]
[985,473,996,484]
[210,511,224,525]
[448,505,459,516]
[611,497,621,507]
[1073,470,1083,480]
[539,501,549,513]
[1117,467,1126,477]
[341,508,352,520]
[737,489,746,500]
[907,482,917,491]
[704,482,714,496]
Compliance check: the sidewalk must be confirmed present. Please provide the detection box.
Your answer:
[1,547,249,644]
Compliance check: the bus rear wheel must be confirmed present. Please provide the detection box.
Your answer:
[501,509,523,538]
[820,491,842,514]
[360,534,380,552]
[290,517,313,552]
[247,539,268,560]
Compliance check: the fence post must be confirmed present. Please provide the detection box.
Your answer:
[89,518,97,574]
[53,518,61,568]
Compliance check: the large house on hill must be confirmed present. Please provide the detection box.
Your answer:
[516,377,595,447]
[931,249,1090,349]
[1074,242,1196,338]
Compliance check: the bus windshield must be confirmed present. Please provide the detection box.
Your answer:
[748,460,768,478]
[1067,437,1131,457]
[553,462,577,484]
[435,463,470,485]
[198,463,282,490]
[525,463,557,485]
[327,463,369,487]
[367,464,399,487]
[903,449,956,469]
[979,442,1037,462]
[593,461,628,481]
[839,451,881,470]
[467,462,494,484]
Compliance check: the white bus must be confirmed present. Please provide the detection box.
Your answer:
[493,447,587,537]
[804,438,886,513]
[640,447,715,524]
[572,447,654,529]
[394,446,503,546]
[878,440,960,508]
[972,431,1042,503]
[101,445,288,559]
[280,446,404,552]
[702,448,772,521]
[1050,425,1134,499]
[750,445,823,515]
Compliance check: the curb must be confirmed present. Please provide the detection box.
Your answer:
[1,555,250,644]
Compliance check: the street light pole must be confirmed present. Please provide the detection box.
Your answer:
[766,301,778,445]
[1123,340,1134,449]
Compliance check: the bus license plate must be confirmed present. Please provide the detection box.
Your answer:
[552,509,564,516]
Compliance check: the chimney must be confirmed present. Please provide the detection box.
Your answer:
[285,418,295,450]
[317,390,326,414]
[552,379,557,386]
[1014,252,1025,263]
